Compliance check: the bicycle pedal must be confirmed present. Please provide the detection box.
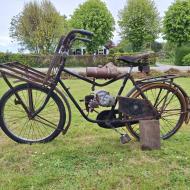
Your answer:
[120,134,131,144]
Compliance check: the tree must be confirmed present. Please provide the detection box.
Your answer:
[9,0,68,54]
[69,0,115,52]
[118,0,160,52]
[163,0,190,47]
[151,41,163,52]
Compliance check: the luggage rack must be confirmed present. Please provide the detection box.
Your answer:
[0,52,63,87]
[136,74,181,85]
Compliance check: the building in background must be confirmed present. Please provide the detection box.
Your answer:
[70,46,109,55]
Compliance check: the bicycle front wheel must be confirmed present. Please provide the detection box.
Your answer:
[0,83,66,143]
[127,83,186,140]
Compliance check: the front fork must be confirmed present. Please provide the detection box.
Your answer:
[2,73,56,119]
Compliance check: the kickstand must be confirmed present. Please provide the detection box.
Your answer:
[120,134,131,144]
[106,121,131,144]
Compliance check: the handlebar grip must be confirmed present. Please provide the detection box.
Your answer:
[61,29,93,51]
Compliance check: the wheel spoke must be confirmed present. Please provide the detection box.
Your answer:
[1,84,64,143]
[128,84,185,140]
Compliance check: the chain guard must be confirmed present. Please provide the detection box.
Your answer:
[96,110,125,129]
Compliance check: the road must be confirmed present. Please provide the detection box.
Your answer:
[36,63,190,74]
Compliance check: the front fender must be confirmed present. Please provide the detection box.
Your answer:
[55,87,72,134]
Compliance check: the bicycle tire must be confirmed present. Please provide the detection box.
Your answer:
[127,83,186,140]
[0,83,66,144]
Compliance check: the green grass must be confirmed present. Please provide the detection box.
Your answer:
[1,78,190,190]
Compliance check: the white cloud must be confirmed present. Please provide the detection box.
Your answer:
[0,36,12,47]
[0,36,19,53]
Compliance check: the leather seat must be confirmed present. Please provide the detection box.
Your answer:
[117,53,152,67]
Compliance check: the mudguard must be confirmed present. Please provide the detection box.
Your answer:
[55,87,72,134]
[171,83,190,124]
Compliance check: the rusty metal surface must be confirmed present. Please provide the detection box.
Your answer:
[0,62,55,86]
[118,96,157,119]
[136,74,180,84]
[86,62,120,79]
[185,96,190,124]
[54,87,72,135]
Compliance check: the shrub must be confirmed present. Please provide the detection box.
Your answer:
[0,53,110,68]
[182,53,190,66]
[175,45,190,65]
[151,41,163,52]
[0,52,156,68]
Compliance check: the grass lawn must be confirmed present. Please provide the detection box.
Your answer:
[0,78,190,190]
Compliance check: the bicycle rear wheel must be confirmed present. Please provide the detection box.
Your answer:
[127,83,186,140]
[0,83,66,143]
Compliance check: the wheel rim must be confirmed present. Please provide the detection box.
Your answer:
[3,87,61,142]
[128,84,186,139]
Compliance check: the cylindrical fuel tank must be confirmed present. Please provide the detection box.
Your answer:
[86,62,119,79]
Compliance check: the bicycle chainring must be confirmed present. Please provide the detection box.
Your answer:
[96,110,124,129]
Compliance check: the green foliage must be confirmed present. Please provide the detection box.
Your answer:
[163,42,176,60]
[112,39,133,54]
[9,0,68,54]
[0,52,52,67]
[0,52,156,68]
[151,41,163,52]
[163,0,190,47]
[118,0,160,52]
[182,53,190,66]
[175,45,190,65]
[0,52,110,67]
[69,0,115,52]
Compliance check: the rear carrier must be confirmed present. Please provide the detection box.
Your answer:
[136,74,181,85]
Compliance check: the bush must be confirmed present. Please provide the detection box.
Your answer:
[182,53,190,66]
[0,52,157,68]
[0,53,112,67]
[151,41,163,52]
[175,45,190,65]
[0,52,52,67]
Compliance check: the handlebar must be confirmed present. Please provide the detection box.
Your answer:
[71,29,94,37]
[57,29,93,53]
[56,35,65,53]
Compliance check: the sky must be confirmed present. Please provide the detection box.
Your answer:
[0,0,174,53]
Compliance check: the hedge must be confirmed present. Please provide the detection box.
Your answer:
[0,52,156,68]
[182,53,190,66]
[175,45,190,66]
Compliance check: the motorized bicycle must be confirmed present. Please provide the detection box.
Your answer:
[0,29,189,144]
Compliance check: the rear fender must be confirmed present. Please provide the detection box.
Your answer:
[171,83,190,124]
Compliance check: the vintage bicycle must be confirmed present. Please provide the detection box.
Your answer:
[0,29,189,144]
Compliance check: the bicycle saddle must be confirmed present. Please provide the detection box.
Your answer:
[117,53,153,67]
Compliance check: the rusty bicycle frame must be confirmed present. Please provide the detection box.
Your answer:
[0,29,189,131]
